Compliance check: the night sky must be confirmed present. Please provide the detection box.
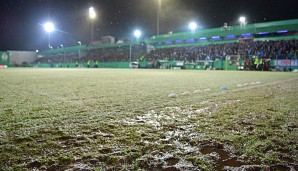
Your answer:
[0,0,298,51]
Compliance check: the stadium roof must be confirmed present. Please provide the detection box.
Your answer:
[40,19,298,56]
[146,19,298,44]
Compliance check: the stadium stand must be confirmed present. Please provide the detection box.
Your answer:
[34,39,297,71]
[144,39,297,62]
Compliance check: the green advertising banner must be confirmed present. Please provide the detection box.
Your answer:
[0,51,9,67]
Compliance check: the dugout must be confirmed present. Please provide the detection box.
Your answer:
[225,55,243,70]
[8,51,37,67]
[156,60,178,69]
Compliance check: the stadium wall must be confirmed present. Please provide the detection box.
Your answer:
[33,59,298,71]
[35,61,154,69]
[8,51,37,66]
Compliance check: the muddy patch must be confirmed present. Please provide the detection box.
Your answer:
[200,144,265,170]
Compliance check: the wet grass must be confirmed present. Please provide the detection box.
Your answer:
[0,68,297,170]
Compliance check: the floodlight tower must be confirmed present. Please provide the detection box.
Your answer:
[44,22,55,49]
[189,22,197,32]
[134,30,142,40]
[89,7,96,43]
[130,29,142,62]
[239,16,247,28]
[157,0,161,35]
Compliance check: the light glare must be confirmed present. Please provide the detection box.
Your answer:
[89,7,96,19]
[134,30,141,38]
[239,16,246,23]
[44,22,55,33]
[189,22,197,31]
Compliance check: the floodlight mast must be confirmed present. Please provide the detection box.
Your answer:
[44,22,55,49]
[189,22,197,32]
[89,7,96,43]
[157,0,161,35]
[130,30,142,62]
[239,16,246,28]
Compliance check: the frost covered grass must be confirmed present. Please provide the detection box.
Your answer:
[0,68,297,170]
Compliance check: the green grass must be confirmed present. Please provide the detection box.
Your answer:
[0,68,297,170]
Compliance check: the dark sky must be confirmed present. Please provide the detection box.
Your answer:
[0,0,298,51]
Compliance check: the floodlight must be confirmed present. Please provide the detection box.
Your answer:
[78,41,81,45]
[134,30,141,39]
[239,16,246,23]
[44,22,55,33]
[189,22,197,31]
[89,7,96,19]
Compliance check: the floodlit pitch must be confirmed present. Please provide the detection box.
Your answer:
[0,68,297,170]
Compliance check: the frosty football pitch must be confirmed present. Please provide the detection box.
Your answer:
[0,68,297,170]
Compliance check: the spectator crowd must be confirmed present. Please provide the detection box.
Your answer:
[36,39,297,67]
[36,45,146,65]
[144,39,297,62]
